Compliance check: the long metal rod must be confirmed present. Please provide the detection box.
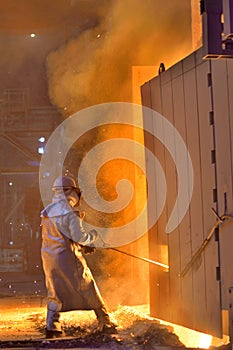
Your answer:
[98,234,169,270]
[179,208,233,278]
[109,247,169,270]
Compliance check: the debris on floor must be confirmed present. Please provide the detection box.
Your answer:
[0,302,184,349]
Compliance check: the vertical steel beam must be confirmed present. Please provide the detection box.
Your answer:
[223,0,233,36]
[201,0,223,58]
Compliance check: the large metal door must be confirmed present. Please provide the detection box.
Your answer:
[141,47,228,337]
[211,59,233,313]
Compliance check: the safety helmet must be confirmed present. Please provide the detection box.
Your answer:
[52,176,81,196]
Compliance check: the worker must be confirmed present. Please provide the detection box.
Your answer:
[40,175,117,338]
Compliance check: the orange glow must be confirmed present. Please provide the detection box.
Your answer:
[191,0,202,50]
[119,305,229,349]
[161,321,212,348]
[157,318,229,349]
[132,66,157,105]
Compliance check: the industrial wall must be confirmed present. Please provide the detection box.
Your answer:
[141,46,233,338]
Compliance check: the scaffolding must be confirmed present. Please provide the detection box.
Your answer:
[0,88,62,271]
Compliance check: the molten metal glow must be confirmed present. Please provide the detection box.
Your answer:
[131,305,214,349]
[199,334,212,349]
[157,318,229,349]
[166,323,212,348]
[125,305,228,349]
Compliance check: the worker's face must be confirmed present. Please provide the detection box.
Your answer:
[65,189,80,207]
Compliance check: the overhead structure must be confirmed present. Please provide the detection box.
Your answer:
[201,0,233,58]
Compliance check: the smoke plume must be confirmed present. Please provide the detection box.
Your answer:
[46,0,192,307]
[47,0,192,115]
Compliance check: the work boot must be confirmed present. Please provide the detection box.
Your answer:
[45,309,63,338]
[94,306,118,334]
[45,329,63,339]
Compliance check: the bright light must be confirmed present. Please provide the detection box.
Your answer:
[199,334,213,349]
[9,241,13,245]
[30,33,36,38]
[38,137,45,142]
[8,182,13,186]
[157,318,213,348]
[38,146,44,154]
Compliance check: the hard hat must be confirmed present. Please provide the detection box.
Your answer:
[52,175,78,190]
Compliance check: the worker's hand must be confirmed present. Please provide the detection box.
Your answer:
[73,209,85,219]
[89,229,98,241]
[88,229,108,248]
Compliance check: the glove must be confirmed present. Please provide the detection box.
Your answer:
[89,229,98,241]
[73,209,85,219]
